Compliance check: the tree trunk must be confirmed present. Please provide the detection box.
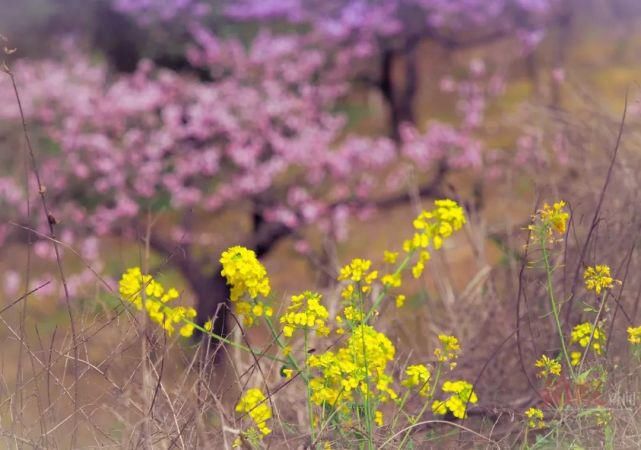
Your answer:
[165,217,291,358]
[380,41,419,141]
[146,232,230,358]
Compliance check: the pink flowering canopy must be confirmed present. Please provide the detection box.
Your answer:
[0,0,565,325]
[0,45,486,239]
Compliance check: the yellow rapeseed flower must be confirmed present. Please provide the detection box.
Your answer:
[401,364,431,396]
[220,246,271,302]
[235,388,272,436]
[381,272,402,288]
[534,355,562,378]
[538,201,569,235]
[280,291,330,338]
[118,267,197,337]
[570,351,582,367]
[432,380,478,419]
[308,325,397,409]
[571,322,606,355]
[434,334,460,369]
[525,407,545,429]
[338,258,375,283]
[383,251,399,264]
[395,294,406,308]
[220,246,272,326]
[627,325,641,344]
[584,265,617,295]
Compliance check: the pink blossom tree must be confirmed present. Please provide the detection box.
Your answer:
[113,0,569,135]
[0,0,570,342]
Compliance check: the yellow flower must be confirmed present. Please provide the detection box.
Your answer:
[382,272,402,288]
[220,245,271,302]
[383,251,399,264]
[235,388,272,436]
[374,410,384,427]
[280,291,330,338]
[118,267,196,337]
[308,325,397,409]
[539,201,569,235]
[570,351,582,367]
[338,258,374,283]
[571,322,606,355]
[395,294,406,308]
[119,266,162,310]
[404,199,466,253]
[432,380,477,419]
[402,364,431,396]
[411,250,430,279]
[434,334,460,366]
[343,305,364,323]
[524,407,545,429]
[432,399,447,415]
[583,265,617,295]
[627,325,641,344]
[534,355,562,378]
[204,319,213,332]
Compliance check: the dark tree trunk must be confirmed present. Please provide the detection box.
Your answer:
[189,219,291,352]
[92,2,142,73]
[380,40,419,141]
[186,266,230,342]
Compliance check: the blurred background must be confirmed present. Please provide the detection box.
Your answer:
[2,0,641,447]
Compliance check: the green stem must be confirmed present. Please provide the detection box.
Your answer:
[578,291,608,372]
[357,284,375,450]
[304,330,316,445]
[184,317,289,364]
[539,235,574,379]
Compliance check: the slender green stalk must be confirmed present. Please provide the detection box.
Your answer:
[185,317,289,364]
[578,291,607,372]
[357,283,375,450]
[539,235,574,379]
[304,330,316,445]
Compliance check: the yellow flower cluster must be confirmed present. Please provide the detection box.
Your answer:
[374,410,384,427]
[119,267,196,337]
[280,291,330,338]
[338,258,378,296]
[534,355,562,378]
[220,246,272,326]
[583,265,617,295]
[401,364,432,397]
[381,272,402,288]
[308,325,397,408]
[235,388,272,436]
[538,201,569,235]
[434,334,460,369]
[570,322,606,363]
[220,246,271,301]
[524,407,545,429]
[627,325,641,344]
[383,251,399,264]
[432,380,478,419]
[403,199,466,278]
